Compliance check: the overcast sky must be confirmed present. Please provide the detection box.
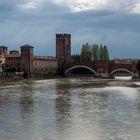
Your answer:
[0,0,140,58]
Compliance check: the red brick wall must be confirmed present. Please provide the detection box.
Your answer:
[21,45,34,75]
[56,34,71,63]
[34,58,57,74]
[6,55,21,71]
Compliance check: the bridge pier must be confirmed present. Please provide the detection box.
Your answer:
[98,73,110,78]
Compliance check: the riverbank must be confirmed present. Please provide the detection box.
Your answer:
[0,73,63,85]
[0,74,139,86]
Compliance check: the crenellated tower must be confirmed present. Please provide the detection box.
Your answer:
[20,44,34,77]
[56,33,71,64]
[0,46,8,56]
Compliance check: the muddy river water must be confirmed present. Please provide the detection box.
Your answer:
[0,78,140,140]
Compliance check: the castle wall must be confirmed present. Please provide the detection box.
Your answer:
[34,57,57,74]
[0,44,57,76]
[5,54,21,72]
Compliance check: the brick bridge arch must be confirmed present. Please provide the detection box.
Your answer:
[64,61,137,77]
[65,65,98,76]
[110,68,132,76]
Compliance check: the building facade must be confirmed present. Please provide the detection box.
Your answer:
[0,46,7,65]
[0,45,57,76]
[34,56,57,75]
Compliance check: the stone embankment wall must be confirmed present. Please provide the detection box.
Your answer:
[0,72,23,80]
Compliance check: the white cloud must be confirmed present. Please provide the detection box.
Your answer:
[131,2,140,14]
[17,0,43,10]
[52,0,108,12]
[52,0,140,14]
[17,0,140,14]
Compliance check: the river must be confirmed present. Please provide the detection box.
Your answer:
[0,78,140,140]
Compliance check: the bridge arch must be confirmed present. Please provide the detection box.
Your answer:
[110,68,132,76]
[65,65,97,76]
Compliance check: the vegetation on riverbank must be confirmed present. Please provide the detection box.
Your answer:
[0,72,63,84]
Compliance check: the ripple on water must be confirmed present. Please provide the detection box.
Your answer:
[107,81,132,86]
[103,86,138,100]
[0,79,140,140]
[133,82,140,86]
[80,86,138,101]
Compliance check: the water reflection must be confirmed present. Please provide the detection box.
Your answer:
[19,82,34,118]
[19,82,34,140]
[0,78,140,140]
[136,88,140,113]
[0,94,4,111]
[97,86,140,139]
[55,79,72,139]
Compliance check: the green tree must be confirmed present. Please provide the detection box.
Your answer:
[80,43,110,62]
[103,45,109,60]
[99,45,103,60]
[80,43,91,62]
[91,44,99,61]
[80,44,86,62]
[99,45,109,61]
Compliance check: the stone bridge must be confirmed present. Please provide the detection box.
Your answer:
[64,61,138,78]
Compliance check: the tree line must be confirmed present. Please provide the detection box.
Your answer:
[71,43,110,62]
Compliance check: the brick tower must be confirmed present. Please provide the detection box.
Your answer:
[21,44,34,77]
[0,46,8,56]
[56,33,71,64]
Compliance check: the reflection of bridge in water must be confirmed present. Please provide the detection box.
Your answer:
[64,61,138,78]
